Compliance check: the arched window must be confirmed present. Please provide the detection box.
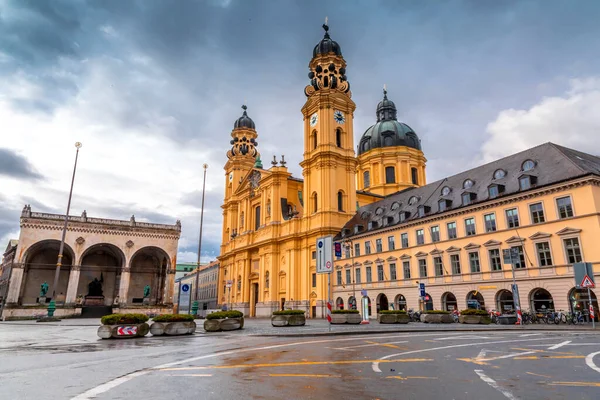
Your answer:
[312,192,318,213]
[254,206,261,230]
[237,275,241,291]
[265,271,269,289]
[336,128,342,148]
[385,166,395,184]
[337,191,344,212]
[311,130,317,150]
[411,167,418,185]
[363,171,370,188]
[240,212,245,228]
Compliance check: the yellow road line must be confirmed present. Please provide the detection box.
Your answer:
[365,340,400,349]
[514,355,584,360]
[268,374,340,378]
[526,372,552,378]
[549,381,600,387]
[159,358,433,371]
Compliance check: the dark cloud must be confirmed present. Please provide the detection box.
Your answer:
[0,148,44,181]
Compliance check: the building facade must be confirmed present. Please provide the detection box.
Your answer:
[1,207,180,319]
[175,260,219,316]
[218,23,426,317]
[175,262,201,281]
[0,239,18,317]
[333,143,599,321]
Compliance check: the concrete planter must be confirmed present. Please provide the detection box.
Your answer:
[459,315,487,324]
[271,314,306,327]
[150,321,196,336]
[346,313,362,324]
[203,317,244,332]
[97,323,150,339]
[421,313,453,324]
[330,313,362,324]
[378,314,411,324]
[497,315,518,325]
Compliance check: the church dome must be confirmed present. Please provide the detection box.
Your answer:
[358,90,422,155]
[234,105,255,129]
[313,23,342,58]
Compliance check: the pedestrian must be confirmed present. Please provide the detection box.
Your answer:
[221,303,228,311]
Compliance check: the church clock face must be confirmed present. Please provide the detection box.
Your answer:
[310,113,318,127]
[228,172,234,184]
[333,110,345,124]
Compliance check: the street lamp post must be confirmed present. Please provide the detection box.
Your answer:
[48,142,82,318]
[192,163,208,316]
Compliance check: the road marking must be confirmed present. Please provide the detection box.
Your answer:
[548,381,600,387]
[160,358,433,371]
[71,370,150,400]
[548,340,571,350]
[585,351,600,374]
[458,350,536,365]
[166,374,213,377]
[474,369,519,400]
[365,340,401,349]
[513,355,584,360]
[331,340,409,350]
[386,376,438,380]
[269,373,341,378]
[433,335,498,341]
[371,337,559,373]
[526,372,551,378]
[519,333,543,337]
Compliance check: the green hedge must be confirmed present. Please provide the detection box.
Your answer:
[332,309,360,314]
[153,314,195,322]
[272,310,306,316]
[101,313,149,325]
[460,309,489,316]
[206,310,244,320]
[424,310,450,315]
[379,310,407,314]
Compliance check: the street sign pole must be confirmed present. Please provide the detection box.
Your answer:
[327,271,331,332]
[510,260,522,326]
[588,286,595,329]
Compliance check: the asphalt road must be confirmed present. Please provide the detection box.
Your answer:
[0,324,599,399]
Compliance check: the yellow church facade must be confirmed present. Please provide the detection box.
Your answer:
[217,24,425,317]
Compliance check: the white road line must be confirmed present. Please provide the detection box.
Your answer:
[331,340,409,350]
[519,333,543,337]
[548,341,571,350]
[433,335,498,341]
[71,370,150,400]
[481,351,536,361]
[474,369,519,400]
[585,351,600,374]
[371,337,559,373]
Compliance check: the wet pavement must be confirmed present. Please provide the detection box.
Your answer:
[1,320,599,399]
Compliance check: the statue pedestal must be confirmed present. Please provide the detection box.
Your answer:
[37,296,47,304]
[84,296,105,306]
[143,297,150,306]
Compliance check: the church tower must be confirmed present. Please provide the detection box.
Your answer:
[300,22,358,228]
[221,105,259,243]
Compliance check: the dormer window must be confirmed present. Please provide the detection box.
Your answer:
[399,211,410,223]
[462,192,476,206]
[408,196,419,205]
[519,175,537,191]
[441,186,451,196]
[522,159,536,171]
[354,224,364,234]
[417,205,431,218]
[488,184,505,199]
[463,179,474,190]
[360,211,370,220]
[386,216,395,226]
[391,201,401,211]
[438,199,452,212]
[493,169,506,180]
[367,221,379,230]
[375,207,384,216]
[341,228,351,237]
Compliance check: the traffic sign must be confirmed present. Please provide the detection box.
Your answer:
[117,326,138,336]
[178,282,192,314]
[419,283,425,297]
[581,274,595,288]
[181,284,190,292]
[226,280,233,288]
[316,236,333,274]
[574,262,595,288]
[334,242,342,258]
[360,289,367,297]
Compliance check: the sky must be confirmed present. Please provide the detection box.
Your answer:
[1,0,600,263]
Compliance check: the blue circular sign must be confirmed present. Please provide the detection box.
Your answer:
[181,284,190,292]
[318,241,323,248]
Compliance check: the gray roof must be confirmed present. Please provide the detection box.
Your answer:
[338,142,600,239]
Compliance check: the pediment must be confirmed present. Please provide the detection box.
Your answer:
[400,254,411,260]
[529,231,552,240]
[374,258,384,264]
[430,249,444,255]
[505,236,526,244]
[415,251,428,257]
[386,256,398,261]
[310,291,317,298]
[446,246,461,253]
[343,263,351,268]
[464,243,481,250]
[278,270,286,276]
[248,272,259,280]
[363,260,373,265]
[353,262,362,267]
[556,227,582,236]
[483,240,502,247]
[233,168,272,196]
[335,265,343,270]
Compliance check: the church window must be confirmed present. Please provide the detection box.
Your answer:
[363,171,370,188]
[240,212,245,229]
[411,167,418,185]
[337,191,344,212]
[385,166,395,184]
[311,130,317,150]
[265,271,269,289]
[312,192,318,213]
[254,206,261,230]
[336,128,342,148]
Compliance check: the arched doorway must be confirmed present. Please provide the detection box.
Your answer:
[20,240,75,305]
[496,290,514,313]
[530,288,554,312]
[466,291,485,309]
[423,292,433,311]
[442,292,457,311]
[80,243,125,308]
[348,296,357,310]
[394,294,407,311]
[129,246,170,305]
[336,297,344,310]
[568,287,598,322]
[377,293,389,313]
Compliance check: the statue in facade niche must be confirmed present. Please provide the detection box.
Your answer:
[39,282,49,297]
[88,278,103,297]
[143,284,151,298]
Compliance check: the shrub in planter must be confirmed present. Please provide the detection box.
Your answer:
[204,310,244,332]
[98,313,150,339]
[458,309,491,324]
[151,314,196,336]
[332,309,360,314]
[380,310,407,314]
[271,310,306,327]
[459,309,488,316]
